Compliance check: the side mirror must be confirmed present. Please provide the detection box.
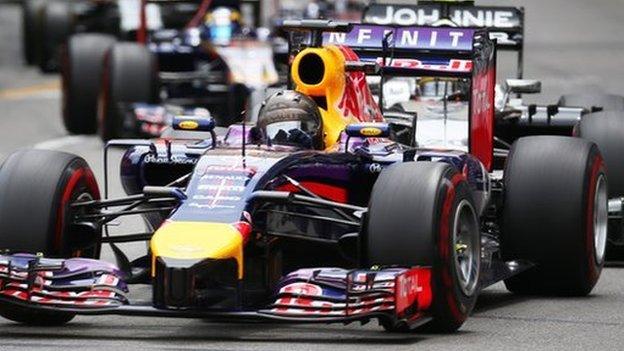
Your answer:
[505,79,542,94]
[344,122,392,152]
[172,115,217,148]
[345,123,391,139]
[172,116,215,132]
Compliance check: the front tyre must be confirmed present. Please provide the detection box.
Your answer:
[366,162,481,333]
[577,111,624,259]
[0,149,102,326]
[502,136,606,296]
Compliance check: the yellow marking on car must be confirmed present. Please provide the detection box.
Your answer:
[150,221,244,279]
[360,127,383,137]
[0,81,60,100]
[178,120,199,130]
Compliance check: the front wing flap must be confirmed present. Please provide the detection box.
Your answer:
[264,267,432,325]
[0,254,128,308]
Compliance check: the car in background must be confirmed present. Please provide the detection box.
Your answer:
[21,0,202,72]
[61,0,281,141]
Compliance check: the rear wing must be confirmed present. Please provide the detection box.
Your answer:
[321,24,491,78]
[362,2,524,78]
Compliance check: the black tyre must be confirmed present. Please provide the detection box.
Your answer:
[0,149,102,257]
[576,112,624,259]
[62,34,116,135]
[577,112,624,198]
[0,303,75,326]
[38,0,74,73]
[21,0,44,65]
[0,149,101,326]
[559,94,624,112]
[502,136,607,296]
[366,162,481,333]
[98,43,159,141]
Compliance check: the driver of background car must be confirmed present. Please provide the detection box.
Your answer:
[202,7,241,45]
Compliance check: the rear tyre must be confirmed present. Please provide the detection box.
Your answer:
[62,34,116,134]
[366,162,481,333]
[22,0,44,65]
[0,149,101,326]
[98,43,159,141]
[37,0,73,73]
[502,136,606,295]
[559,94,624,112]
[577,112,624,259]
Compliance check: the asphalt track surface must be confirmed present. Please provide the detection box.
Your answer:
[1,1,624,350]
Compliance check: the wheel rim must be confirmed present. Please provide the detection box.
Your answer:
[67,192,95,257]
[593,174,608,265]
[453,200,480,296]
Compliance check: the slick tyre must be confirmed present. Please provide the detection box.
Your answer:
[22,0,45,65]
[577,112,624,259]
[366,162,481,333]
[0,149,102,326]
[0,149,101,257]
[38,0,73,73]
[559,94,624,112]
[502,136,606,296]
[0,303,75,326]
[98,43,159,141]
[576,112,624,198]
[62,34,116,134]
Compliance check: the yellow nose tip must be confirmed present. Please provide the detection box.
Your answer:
[150,221,244,278]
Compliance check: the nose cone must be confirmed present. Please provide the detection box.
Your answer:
[150,221,244,278]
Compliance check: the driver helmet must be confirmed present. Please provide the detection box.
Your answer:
[203,6,242,45]
[257,90,324,150]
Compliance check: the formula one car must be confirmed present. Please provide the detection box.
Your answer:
[0,21,609,332]
[21,0,203,72]
[364,0,624,258]
[61,0,279,142]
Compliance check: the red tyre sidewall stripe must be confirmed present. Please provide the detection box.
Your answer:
[54,168,100,253]
[438,172,466,322]
[585,154,605,282]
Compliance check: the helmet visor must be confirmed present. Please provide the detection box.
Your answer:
[265,120,318,149]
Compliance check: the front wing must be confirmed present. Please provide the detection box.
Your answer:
[0,254,432,328]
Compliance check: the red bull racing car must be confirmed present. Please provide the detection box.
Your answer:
[0,21,610,332]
